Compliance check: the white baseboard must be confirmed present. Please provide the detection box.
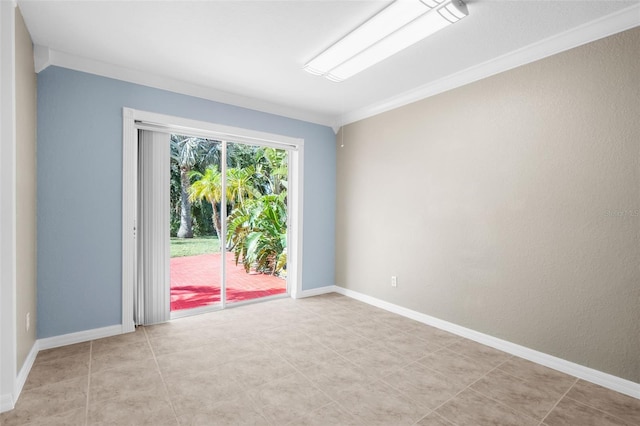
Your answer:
[14,342,38,401]
[37,324,124,351]
[1,324,126,413]
[0,393,14,413]
[333,286,640,399]
[295,285,338,299]
[0,341,38,413]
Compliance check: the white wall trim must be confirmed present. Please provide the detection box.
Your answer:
[0,0,18,414]
[121,107,136,333]
[14,342,37,402]
[288,144,304,299]
[0,393,13,414]
[333,286,640,399]
[295,285,337,299]
[341,3,640,126]
[37,324,123,351]
[123,108,305,321]
[33,44,51,73]
[35,46,334,128]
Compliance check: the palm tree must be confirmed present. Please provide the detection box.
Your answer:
[256,147,288,195]
[226,165,260,208]
[188,165,224,244]
[188,164,262,246]
[170,136,220,238]
[188,146,288,273]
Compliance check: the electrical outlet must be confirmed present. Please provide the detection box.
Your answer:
[391,276,397,287]
[26,312,30,331]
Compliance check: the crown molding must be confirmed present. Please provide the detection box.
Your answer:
[341,3,640,126]
[34,46,336,129]
[31,2,639,133]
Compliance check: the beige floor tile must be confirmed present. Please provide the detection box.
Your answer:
[382,361,466,409]
[147,326,228,355]
[90,339,154,372]
[155,342,235,375]
[346,321,399,341]
[418,348,494,387]
[290,402,364,426]
[22,407,86,426]
[156,332,269,368]
[87,387,177,425]
[91,328,147,352]
[0,376,87,426]
[322,308,371,325]
[404,324,462,347]
[377,330,442,361]
[23,351,89,391]
[565,380,640,425]
[497,356,577,395]
[143,320,203,339]
[301,356,376,400]
[257,324,310,347]
[341,342,413,379]
[89,360,164,403]
[416,412,457,426]
[274,339,338,370]
[163,367,245,417]
[225,314,286,334]
[446,339,511,368]
[177,395,269,426]
[310,327,372,356]
[435,388,538,426]
[335,380,430,425]
[214,334,275,361]
[376,313,424,331]
[35,342,90,364]
[544,396,628,426]
[470,368,564,420]
[227,350,293,389]
[247,372,332,424]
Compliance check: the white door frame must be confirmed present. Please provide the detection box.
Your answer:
[122,108,304,332]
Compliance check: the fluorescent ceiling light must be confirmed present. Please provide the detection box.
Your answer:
[304,0,468,82]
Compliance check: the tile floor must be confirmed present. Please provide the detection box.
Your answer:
[1,293,639,425]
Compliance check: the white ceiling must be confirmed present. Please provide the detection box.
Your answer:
[18,0,640,129]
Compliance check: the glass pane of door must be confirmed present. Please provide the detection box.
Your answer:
[224,142,288,304]
[169,135,224,314]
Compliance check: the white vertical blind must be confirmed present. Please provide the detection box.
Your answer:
[136,130,170,325]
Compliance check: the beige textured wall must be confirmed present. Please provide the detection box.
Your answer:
[336,27,640,382]
[15,6,37,371]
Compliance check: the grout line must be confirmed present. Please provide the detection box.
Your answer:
[538,377,579,425]
[143,326,180,425]
[563,393,636,425]
[413,410,460,426]
[418,357,524,424]
[452,356,551,425]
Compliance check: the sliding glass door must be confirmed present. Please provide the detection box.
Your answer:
[166,137,289,319]
[123,108,304,331]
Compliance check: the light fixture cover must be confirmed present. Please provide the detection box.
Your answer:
[304,0,468,82]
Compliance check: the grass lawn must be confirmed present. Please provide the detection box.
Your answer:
[170,236,220,258]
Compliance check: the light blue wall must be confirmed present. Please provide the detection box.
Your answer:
[37,66,336,338]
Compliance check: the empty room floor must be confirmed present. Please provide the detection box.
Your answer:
[2,293,638,425]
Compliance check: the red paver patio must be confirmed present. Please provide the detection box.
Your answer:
[170,252,286,311]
